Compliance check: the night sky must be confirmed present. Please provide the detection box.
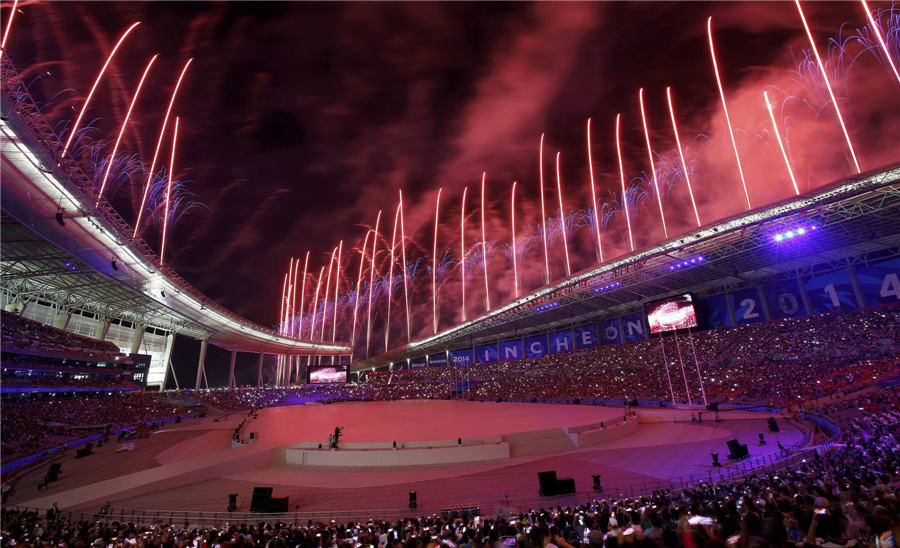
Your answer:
[5,1,899,343]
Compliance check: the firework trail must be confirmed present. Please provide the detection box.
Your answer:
[1,0,19,59]
[332,240,343,344]
[297,251,309,339]
[279,271,287,334]
[554,152,572,276]
[366,210,382,354]
[96,55,157,206]
[321,246,337,340]
[285,257,294,335]
[351,230,372,350]
[665,87,702,227]
[585,118,604,264]
[763,91,801,195]
[61,22,141,160]
[385,203,400,351]
[638,88,669,239]
[707,17,752,210]
[511,180,519,299]
[859,0,900,86]
[159,117,179,266]
[399,190,411,342]
[134,58,193,238]
[480,172,491,311]
[310,266,324,340]
[615,114,635,252]
[538,134,550,284]
[459,186,468,322]
[432,188,442,333]
[795,1,862,173]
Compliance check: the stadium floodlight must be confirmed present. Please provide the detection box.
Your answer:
[772,225,816,243]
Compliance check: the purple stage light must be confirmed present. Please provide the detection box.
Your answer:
[667,255,705,271]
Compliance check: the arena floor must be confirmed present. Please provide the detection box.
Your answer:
[8,401,806,517]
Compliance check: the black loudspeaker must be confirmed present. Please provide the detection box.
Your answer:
[409,491,417,509]
[250,487,273,512]
[55,210,65,227]
[538,471,558,496]
[555,478,576,496]
[268,496,289,513]
[768,418,780,432]
[592,475,602,491]
[726,439,742,460]
[227,494,238,512]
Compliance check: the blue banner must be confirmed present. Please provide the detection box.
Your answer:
[600,318,621,345]
[448,348,474,367]
[805,269,857,313]
[428,352,448,367]
[499,339,524,361]
[524,335,548,358]
[622,313,647,342]
[549,329,575,354]
[856,257,900,306]
[574,324,599,349]
[410,356,427,369]
[699,294,732,328]
[765,279,806,319]
[475,344,499,364]
[730,288,765,325]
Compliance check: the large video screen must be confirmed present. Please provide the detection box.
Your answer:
[308,365,348,384]
[646,294,698,333]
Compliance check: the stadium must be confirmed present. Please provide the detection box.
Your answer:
[1,2,899,547]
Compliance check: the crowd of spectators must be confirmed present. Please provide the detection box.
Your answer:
[1,310,127,362]
[0,393,188,461]
[1,373,137,390]
[2,384,897,547]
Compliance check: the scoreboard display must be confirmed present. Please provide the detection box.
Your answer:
[308,365,348,384]
[646,294,699,333]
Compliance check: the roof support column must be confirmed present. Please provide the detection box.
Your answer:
[159,333,175,392]
[228,349,237,388]
[94,317,110,341]
[195,339,208,390]
[129,323,145,355]
[257,351,264,388]
[53,310,71,330]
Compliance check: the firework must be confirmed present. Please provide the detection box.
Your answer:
[432,188,443,333]
[61,22,141,159]
[707,17,752,210]
[539,134,550,284]
[665,87,702,227]
[615,114,635,252]
[638,88,669,239]
[286,257,295,335]
[763,91,801,195]
[586,118,604,263]
[0,0,19,57]
[511,180,519,299]
[321,246,337,340]
[366,210,382,354]
[480,172,491,310]
[159,117,179,266]
[351,231,372,351]
[860,0,900,86]
[134,58,193,238]
[298,251,309,339]
[386,204,400,351]
[795,0,862,173]
[95,55,158,206]
[460,186,468,322]
[399,191,411,342]
[279,271,288,335]
[554,153,572,276]
[332,240,343,343]
[310,266,324,340]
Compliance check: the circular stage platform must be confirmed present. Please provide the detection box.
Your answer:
[11,401,807,518]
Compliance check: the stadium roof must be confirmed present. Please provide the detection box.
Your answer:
[0,59,350,356]
[352,162,900,371]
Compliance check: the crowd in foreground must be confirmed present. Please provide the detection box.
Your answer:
[1,386,897,547]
